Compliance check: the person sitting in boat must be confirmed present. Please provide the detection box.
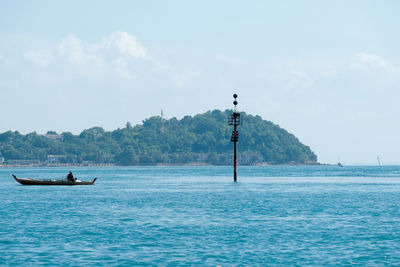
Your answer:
[67,171,76,182]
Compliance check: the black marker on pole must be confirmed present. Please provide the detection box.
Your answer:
[228,94,241,182]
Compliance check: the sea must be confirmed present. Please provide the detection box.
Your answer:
[1,165,400,266]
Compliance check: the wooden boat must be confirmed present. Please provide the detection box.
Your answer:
[12,174,97,185]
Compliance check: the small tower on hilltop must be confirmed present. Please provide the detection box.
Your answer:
[228,94,241,182]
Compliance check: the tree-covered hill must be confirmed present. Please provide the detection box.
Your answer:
[0,110,317,165]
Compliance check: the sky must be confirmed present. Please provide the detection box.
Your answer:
[1,0,400,165]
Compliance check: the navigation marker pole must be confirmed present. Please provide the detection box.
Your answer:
[229,94,241,182]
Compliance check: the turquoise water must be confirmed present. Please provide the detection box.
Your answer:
[1,165,400,266]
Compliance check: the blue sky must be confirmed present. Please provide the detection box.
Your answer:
[1,1,400,164]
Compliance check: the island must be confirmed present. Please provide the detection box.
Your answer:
[0,110,317,166]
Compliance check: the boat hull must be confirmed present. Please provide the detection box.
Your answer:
[12,175,97,185]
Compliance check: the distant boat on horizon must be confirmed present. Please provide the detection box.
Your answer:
[377,155,381,166]
[337,155,343,167]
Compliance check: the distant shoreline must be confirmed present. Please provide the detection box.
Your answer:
[0,162,322,168]
[0,163,115,168]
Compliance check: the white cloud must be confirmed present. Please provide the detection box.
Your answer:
[323,69,337,79]
[33,31,150,79]
[113,58,131,79]
[58,34,86,64]
[351,52,400,75]
[57,31,148,64]
[108,31,148,59]
[25,50,53,67]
